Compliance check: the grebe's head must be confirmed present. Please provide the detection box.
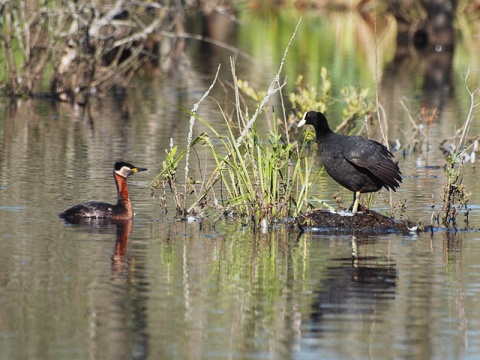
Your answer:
[114,162,148,178]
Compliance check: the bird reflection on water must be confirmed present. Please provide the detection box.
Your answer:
[309,236,397,331]
[61,217,134,282]
[60,217,149,357]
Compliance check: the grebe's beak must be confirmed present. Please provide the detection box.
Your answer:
[133,167,148,173]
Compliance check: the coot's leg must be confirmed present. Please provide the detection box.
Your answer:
[352,191,361,214]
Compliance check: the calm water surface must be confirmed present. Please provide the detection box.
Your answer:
[1,11,480,360]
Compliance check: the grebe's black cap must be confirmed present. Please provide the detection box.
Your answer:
[114,161,148,173]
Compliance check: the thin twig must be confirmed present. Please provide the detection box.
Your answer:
[160,30,254,62]
[89,0,126,37]
[278,78,289,144]
[400,98,427,148]
[183,64,221,214]
[373,0,389,148]
[374,0,395,216]
[235,18,302,147]
[230,58,244,130]
[113,19,161,47]
[456,67,479,152]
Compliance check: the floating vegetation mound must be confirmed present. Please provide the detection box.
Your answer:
[297,208,418,235]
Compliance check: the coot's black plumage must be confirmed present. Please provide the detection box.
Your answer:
[298,111,402,214]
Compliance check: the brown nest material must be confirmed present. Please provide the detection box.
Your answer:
[296,207,418,235]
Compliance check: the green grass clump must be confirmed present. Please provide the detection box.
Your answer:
[196,109,318,222]
[151,103,321,224]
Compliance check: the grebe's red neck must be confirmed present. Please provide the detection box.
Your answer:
[114,172,133,219]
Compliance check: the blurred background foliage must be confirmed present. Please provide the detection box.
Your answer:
[0,0,479,107]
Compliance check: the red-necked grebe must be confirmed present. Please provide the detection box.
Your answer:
[59,162,147,220]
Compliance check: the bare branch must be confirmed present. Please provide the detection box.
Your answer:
[113,18,161,47]
[457,67,477,152]
[88,0,126,38]
[160,30,253,62]
[235,17,302,147]
[183,64,222,214]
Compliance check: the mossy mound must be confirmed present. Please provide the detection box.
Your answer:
[297,208,418,235]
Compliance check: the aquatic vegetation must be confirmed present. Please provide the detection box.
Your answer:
[152,21,320,223]
[159,141,188,215]
[430,69,477,229]
[152,21,398,225]
[152,101,322,224]
[289,68,332,116]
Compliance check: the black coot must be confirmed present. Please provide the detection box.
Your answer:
[298,111,402,214]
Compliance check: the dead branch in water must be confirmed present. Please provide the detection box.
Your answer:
[1,1,167,103]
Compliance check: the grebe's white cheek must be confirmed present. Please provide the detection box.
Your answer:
[116,166,132,177]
